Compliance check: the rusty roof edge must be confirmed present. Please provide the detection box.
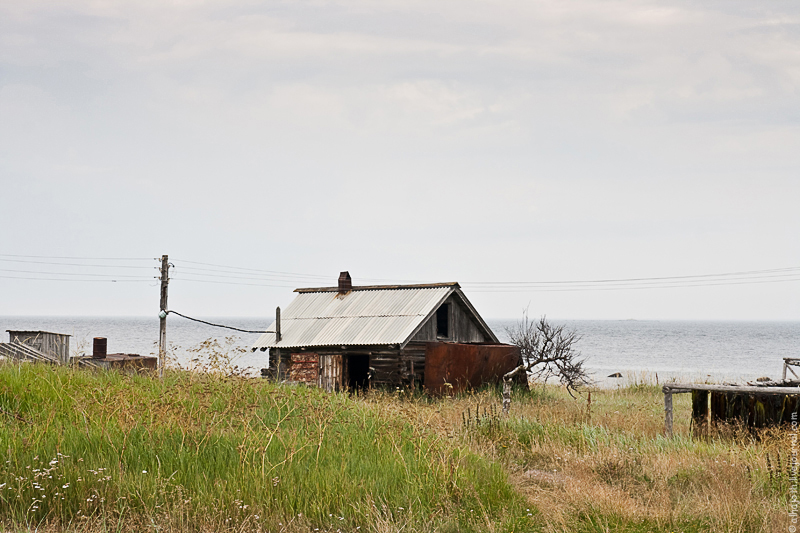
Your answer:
[294,282,460,293]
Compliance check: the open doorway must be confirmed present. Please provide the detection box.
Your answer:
[347,354,370,390]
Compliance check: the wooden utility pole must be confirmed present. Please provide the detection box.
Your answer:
[275,306,281,343]
[158,255,170,378]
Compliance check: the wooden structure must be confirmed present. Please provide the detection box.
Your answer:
[0,342,59,364]
[662,383,800,438]
[73,336,157,373]
[1,330,70,364]
[783,358,800,381]
[252,273,521,392]
[75,354,158,372]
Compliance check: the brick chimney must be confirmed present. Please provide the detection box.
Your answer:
[338,271,352,293]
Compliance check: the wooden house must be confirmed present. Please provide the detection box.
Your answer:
[251,272,522,393]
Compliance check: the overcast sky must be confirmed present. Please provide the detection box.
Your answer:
[1,0,798,320]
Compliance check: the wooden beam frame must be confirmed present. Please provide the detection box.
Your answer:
[662,383,800,438]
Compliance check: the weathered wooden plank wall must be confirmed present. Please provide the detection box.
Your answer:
[319,354,343,392]
[410,296,487,343]
[9,332,70,365]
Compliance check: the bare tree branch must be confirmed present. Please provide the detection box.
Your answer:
[502,311,588,413]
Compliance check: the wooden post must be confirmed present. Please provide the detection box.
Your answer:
[664,389,673,438]
[158,255,169,378]
[691,390,709,437]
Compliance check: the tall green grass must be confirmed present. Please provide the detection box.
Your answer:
[0,361,534,532]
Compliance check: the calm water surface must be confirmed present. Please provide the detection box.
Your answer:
[1,316,797,386]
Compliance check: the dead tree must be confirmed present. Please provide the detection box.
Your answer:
[502,313,587,414]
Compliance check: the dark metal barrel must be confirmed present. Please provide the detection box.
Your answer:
[92,337,107,359]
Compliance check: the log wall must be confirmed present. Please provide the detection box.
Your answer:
[271,341,519,393]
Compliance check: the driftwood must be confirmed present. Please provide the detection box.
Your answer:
[502,365,526,414]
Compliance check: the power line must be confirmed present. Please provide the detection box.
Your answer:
[463,266,800,286]
[171,265,800,288]
[464,272,800,290]
[3,253,798,292]
[173,259,331,280]
[0,267,152,278]
[0,254,152,260]
[175,266,325,282]
[465,276,800,292]
[0,275,152,282]
[170,276,296,288]
[173,270,328,283]
[174,263,417,284]
[167,310,273,333]
[0,258,153,269]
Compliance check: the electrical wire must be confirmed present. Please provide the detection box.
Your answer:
[172,259,331,280]
[0,254,152,260]
[174,263,421,284]
[173,268,800,287]
[0,267,152,278]
[173,270,329,283]
[167,260,800,291]
[465,276,800,292]
[169,276,297,288]
[167,273,800,291]
[0,258,153,269]
[463,266,800,286]
[167,310,274,333]
[3,253,798,292]
[0,275,152,282]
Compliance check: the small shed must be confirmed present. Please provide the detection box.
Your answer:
[252,273,522,393]
[7,330,70,365]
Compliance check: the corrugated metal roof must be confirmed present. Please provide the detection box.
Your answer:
[251,286,454,349]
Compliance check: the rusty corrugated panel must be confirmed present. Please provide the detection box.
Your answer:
[424,342,522,396]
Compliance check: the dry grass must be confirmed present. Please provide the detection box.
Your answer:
[358,384,790,532]
[1,356,793,532]
[0,362,533,533]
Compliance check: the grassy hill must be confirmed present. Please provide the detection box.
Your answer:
[0,360,788,532]
[0,361,530,532]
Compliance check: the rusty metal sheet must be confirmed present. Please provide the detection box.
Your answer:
[290,353,319,384]
[424,342,522,395]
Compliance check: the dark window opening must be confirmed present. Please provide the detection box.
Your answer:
[436,304,450,338]
[347,354,370,390]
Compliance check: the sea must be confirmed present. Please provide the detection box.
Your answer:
[1,316,797,387]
